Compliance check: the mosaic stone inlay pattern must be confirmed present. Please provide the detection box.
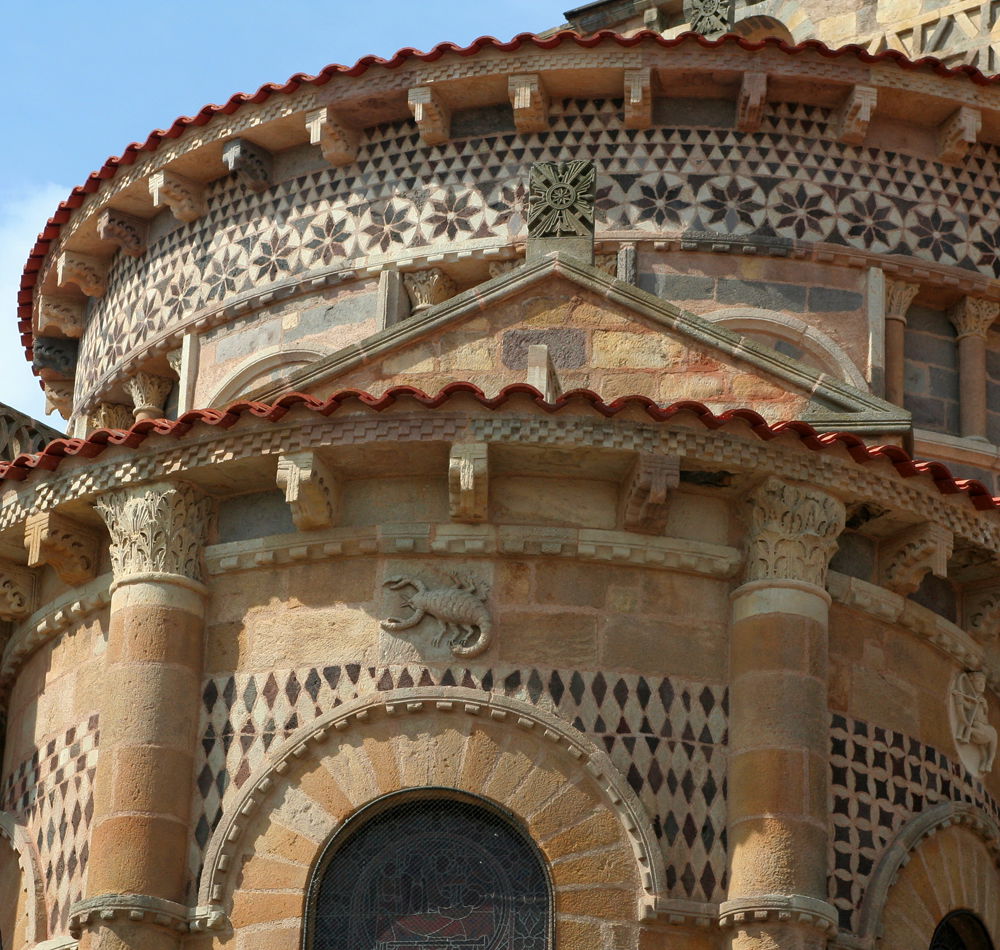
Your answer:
[78,98,1000,405]
[2,714,99,935]
[829,712,1000,933]
[191,665,728,904]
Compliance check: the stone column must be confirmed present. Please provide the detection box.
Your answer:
[950,297,999,440]
[76,483,212,950]
[723,477,845,950]
[884,278,919,408]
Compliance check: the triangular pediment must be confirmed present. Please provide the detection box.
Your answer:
[249,254,909,434]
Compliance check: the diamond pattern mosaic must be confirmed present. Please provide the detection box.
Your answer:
[190,664,728,904]
[78,98,1000,404]
[829,712,1000,933]
[2,714,99,935]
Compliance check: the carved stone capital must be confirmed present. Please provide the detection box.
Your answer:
[885,278,920,323]
[449,443,489,524]
[37,295,86,338]
[623,68,653,129]
[965,586,1000,643]
[97,208,149,257]
[528,161,596,238]
[275,451,339,531]
[305,107,360,166]
[509,74,549,133]
[125,372,173,420]
[149,170,207,222]
[56,252,107,297]
[835,84,877,145]
[407,86,451,146]
[950,297,999,340]
[403,268,457,313]
[736,72,768,132]
[89,403,135,431]
[44,381,74,420]
[622,454,680,534]
[939,106,981,163]
[744,477,845,587]
[222,138,273,193]
[32,338,78,382]
[879,522,953,595]
[25,512,100,586]
[0,561,37,622]
[95,483,212,583]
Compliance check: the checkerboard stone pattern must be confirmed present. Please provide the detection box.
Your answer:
[1,714,99,935]
[79,96,1000,407]
[191,665,728,904]
[829,712,1000,933]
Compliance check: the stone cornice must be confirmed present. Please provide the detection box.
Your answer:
[68,894,228,939]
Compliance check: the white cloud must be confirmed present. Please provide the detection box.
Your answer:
[0,183,69,425]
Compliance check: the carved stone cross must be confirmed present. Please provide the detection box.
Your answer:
[526,161,596,264]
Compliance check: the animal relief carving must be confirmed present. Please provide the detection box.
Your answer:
[950,670,997,775]
[381,573,492,658]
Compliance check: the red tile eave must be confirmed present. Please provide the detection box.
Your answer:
[16,29,1000,375]
[0,382,996,515]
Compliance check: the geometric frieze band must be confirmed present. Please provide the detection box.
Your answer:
[829,712,1000,934]
[76,98,1000,407]
[191,663,728,905]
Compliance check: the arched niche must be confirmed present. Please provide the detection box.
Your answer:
[857,802,1000,950]
[0,812,46,949]
[206,346,325,407]
[701,306,868,390]
[199,687,666,948]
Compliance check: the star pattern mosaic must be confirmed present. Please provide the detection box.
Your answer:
[828,712,1000,933]
[2,714,99,935]
[190,664,728,905]
[77,98,1000,405]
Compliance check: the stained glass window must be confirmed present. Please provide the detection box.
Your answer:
[307,793,552,950]
[930,912,995,950]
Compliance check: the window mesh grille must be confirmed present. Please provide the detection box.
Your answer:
[309,795,550,950]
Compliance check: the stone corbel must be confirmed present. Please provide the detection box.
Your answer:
[125,372,174,422]
[879,522,953,595]
[56,251,107,298]
[950,297,999,340]
[509,74,549,133]
[449,443,489,523]
[24,511,100,586]
[305,107,360,166]
[622,454,680,534]
[149,169,208,222]
[0,561,37,622]
[37,295,86,338]
[623,68,653,129]
[222,138,273,193]
[403,268,457,314]
[97,208,149,257]
[965,585,1000,643]
[408,86,451,146]
[32,338,78,382]
[44,381,74,420]
[736,72,768,132]
[938,106,981,163]
[835,84,877,145]
[89,403,135,431]
[275,451,339,531]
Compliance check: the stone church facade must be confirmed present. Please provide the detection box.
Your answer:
[5,1,1000,949]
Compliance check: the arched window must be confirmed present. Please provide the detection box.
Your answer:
[306,791,552,950]
[931,912,995,950]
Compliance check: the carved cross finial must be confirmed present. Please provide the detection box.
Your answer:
[275,451,339,531]
[528,161,595,239]
[684,0,733,36]
[744,477,845,587]
[95,482,212,583]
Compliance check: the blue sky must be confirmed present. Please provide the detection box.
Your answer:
[1,0,559,422]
